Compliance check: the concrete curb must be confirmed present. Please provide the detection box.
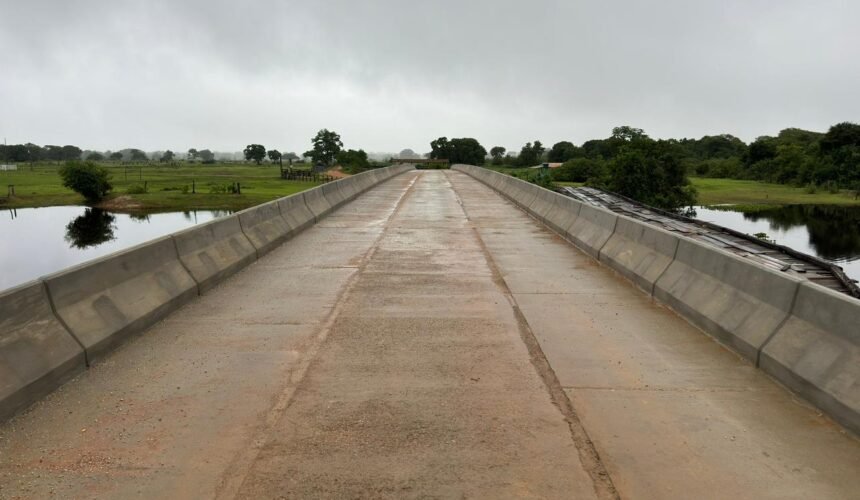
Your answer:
[0,164,414,423]
[599,215,680,295]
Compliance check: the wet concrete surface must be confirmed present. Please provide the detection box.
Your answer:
[0,170,858,499]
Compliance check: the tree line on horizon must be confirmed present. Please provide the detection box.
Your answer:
[427,122,860,209]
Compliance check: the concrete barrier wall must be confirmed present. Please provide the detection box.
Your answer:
[565,204,618,258]
[172,215,257,293]
[278,192,316,236]
[653,238,802,362]
[238,200,291,257]
[600,215,680,295]
[44,236,199,361]
[0,282,86,421]
[0,164,414,422]
[759,283,860,434]
[453,164,859,433]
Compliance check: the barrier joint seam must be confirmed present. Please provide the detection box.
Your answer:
[755,283,801,368]
[651,238,681,297]
[41,279,90,367]
[170,235,201,296]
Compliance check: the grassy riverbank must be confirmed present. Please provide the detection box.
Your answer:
[690,178,860,206]
[0,163,326,212]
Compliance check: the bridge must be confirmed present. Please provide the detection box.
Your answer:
[1,166,858,498]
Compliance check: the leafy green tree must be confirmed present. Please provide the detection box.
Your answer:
[608,139,696,210]
[198,149,215,163]
[244,144,266,164]
[130,149,148,162]
[187,148,199,161]
[161,150,175,162]
[61,145,82,161]
[611,126,649,142]
[109,152,123,161]
[44,145,64,162]
[429,137,487,165]
[489,146,506,165]
[304,129,343,166]
[553,158,607,183]
[517,141,545,166]
[336,149,370,174]
[267,149,282,165]
[86,152,105,161]
[58,161,113,202]
[547,141,581,162]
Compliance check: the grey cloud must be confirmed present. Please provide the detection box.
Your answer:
[1,0,858,153]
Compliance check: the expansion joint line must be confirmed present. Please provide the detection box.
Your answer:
[214,172,421,499]
[444,170,621,500]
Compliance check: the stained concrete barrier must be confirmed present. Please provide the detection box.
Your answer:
[564,204,618,258]
[526,186,558,225]
[321,180,348,209]
[759,283,860,434]
[278,192,316,235]
[44,236,198,361]
[599,215,680,295]
[172,215,257,293]
[654,238,802,362]
[453,163,859,434]
[543,195,582,236]
[238,200,291,256]
[0,281,86,421]
[303,186,333,221]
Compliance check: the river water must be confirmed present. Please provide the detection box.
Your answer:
[2,203,858,292]
[0,206,230,290]
[694,205,860,282]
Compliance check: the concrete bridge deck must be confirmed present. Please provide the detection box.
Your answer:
[0,170,858,499]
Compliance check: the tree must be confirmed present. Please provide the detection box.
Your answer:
[553,158,608,183]
[58,161,113,202]
[608,139,696,210]
[517,140,545,166]
[44,145,64,163]
[283,152,300,162]
[130,149,148,162]
[267,149,282,165]
[304,129,343,166]
[198,149,215,163]
[187,148,199,161]
[244,144,266,164]
[490,146,506,165]
[611,126,649,142]
[547,141,580,163]
[399,148,420,159]
[819,122,860,155]
[86,152,105,161]
[160,150,175,162]
[61,145,82,161]
[336,149,370,174]
[109,152,124,161]
[429,137,487,165]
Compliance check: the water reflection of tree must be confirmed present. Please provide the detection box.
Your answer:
[743,205,860,261]
[65,208,117,249]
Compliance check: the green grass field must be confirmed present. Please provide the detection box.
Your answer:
[0,162,324,212]
[690,177,860,206]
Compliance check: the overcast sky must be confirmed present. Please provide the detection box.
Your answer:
[1,0,858,154]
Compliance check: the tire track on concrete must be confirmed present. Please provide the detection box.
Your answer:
[444,170,620,500]
[215,173,420,499]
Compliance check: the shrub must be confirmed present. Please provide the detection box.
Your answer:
[58,161,112,202]
[126,184,147,194]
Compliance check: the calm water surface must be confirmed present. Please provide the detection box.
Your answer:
[694,205,860,282]
[0,206,230,290]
